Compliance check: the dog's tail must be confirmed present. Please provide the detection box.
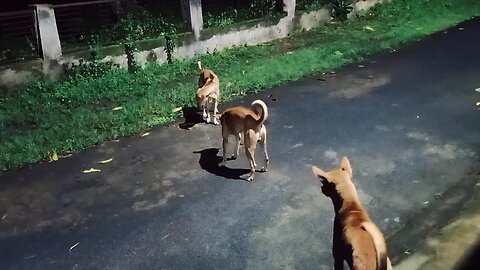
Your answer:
[361,221,389,270]
[250,99,268,126]
[197,61,203,71]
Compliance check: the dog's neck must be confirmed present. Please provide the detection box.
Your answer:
[332,182,361,215]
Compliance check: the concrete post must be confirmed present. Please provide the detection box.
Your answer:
[33,4,62,60]
[283,0,296,17]
[181,0,203,40]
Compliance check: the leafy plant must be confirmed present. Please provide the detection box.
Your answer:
[125,42,138,73]
[66,46,114,79]
[330,0,353,21]
[205,10,238,28]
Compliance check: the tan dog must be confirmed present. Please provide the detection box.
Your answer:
[312,156,393,270]
[196,61,220,124]
[220,100,269,181]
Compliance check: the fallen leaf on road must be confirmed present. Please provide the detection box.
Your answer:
[69,242,79,251]
[459,27,464,31]
[476,102,480,106]
[2,214,6,220]
[162,234,170,240]
[172,107,182,113]
[50,151,58,161]
[82,168,101,173]
[358,64,365,68]
[363,25,375,31]
[416,115,420,119]
[475,88,480,93]
[141,132,150,137]
[112,106,123,111]
[98,158,113,164]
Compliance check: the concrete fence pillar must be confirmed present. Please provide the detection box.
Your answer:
[283,0,296,17]
[181,0,203,40]
[32,4,62,60]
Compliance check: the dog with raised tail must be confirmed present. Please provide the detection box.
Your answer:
[196,61,220,124]
[220,99,269,181]
[312,156,393,270]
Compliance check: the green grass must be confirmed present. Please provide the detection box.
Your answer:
[1,0,479,171]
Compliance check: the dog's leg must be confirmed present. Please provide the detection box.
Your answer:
[202,105,207,120]
[245,130,257,181]
[233,133,241,159]
[259,126,269,172]
[220,127,229,167]
[206,98,212,123]
[214,95,219,114]
[212,98,219,125]
[387,257,393,270]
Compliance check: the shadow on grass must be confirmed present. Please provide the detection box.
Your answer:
[194,148,250,181]
[179,107,204,129]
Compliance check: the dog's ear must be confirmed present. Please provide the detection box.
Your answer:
[339,156,352,177]
[312,165,329,184]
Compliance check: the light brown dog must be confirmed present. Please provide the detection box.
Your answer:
[196,61,220,125]
[312,156,393,270]
[220,99,269,181]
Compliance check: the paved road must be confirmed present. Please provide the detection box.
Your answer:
[1,17,479,270]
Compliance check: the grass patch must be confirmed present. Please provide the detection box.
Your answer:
[1,0,479,171]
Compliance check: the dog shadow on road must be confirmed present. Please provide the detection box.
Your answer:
[194,148,250,180]
[179,107,204,129]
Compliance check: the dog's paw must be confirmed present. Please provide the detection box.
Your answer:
[246,176,254,182]
[259,167,267,172]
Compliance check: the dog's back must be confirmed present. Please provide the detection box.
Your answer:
[340,206,385,270]
[220,107,257,135]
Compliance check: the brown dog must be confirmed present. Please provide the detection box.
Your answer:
[220,99,269,181]
[196,61,220,124]
[312,156,393,270]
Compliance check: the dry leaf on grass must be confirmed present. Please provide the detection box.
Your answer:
[112,106,123,111]
[172,107,182,113]
[363,25,375,31]
[50,151,58,161]
[82,168,101,173]
[98,158,113,164]
[334,51,343,56]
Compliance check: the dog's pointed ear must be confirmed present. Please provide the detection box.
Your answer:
[340,156,352,177]
[312,165,329,184]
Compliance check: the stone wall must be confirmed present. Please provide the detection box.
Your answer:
[0,0,390,91]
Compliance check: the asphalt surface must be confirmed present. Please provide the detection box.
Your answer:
[1,17,479,270]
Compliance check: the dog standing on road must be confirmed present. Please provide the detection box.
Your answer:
[220,100,269,181]
[312,156,393,270]
[196,61,220,124]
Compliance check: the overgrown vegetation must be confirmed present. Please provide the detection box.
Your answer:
[62,9,178,55]
[1,0,479,170]
[204,0,281,28]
